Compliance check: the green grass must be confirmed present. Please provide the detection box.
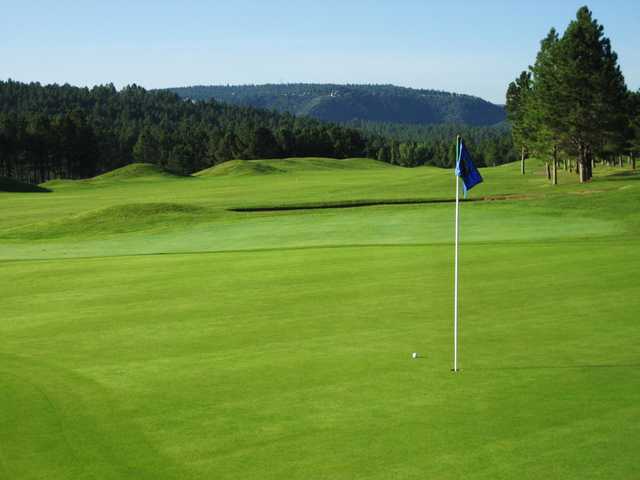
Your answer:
[1,157,639,479]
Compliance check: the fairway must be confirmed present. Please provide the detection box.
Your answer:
[1,158,639,479]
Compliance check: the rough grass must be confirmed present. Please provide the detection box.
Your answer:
[1,157,639,480]
[195,159,282,176]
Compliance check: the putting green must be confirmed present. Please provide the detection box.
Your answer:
[1,158,639,479]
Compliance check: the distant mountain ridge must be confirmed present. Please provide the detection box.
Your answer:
[167,84,506,127]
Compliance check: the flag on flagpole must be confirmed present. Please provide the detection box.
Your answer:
[452,136,483,373]
[455,139,483,196]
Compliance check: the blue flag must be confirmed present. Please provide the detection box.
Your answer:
[455,139,483,196]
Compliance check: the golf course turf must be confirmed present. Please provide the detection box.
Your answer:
[1,158,639,479]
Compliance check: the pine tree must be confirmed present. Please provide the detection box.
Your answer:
[506,71,533,174]
[132,126,161,165]
[552,7,628,182]
[528,27,562,182]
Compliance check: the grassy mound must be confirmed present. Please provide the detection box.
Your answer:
[195,157,395,177]
[92,163,179,180]
[2,202,211,239]
[195,159,281,177]
[0,176,50,193]
[39,163,181,189]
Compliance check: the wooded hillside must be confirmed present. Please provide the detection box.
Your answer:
[167,84,506,126]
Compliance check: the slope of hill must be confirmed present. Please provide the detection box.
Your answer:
[194,157,394,177]
[168,84,506,126]
[91,163,180,181]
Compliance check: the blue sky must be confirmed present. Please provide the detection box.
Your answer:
[1,0,638,103]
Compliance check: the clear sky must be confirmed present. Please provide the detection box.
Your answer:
[2,0,638,104]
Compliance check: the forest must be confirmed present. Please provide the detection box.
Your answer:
[348,121,516,167]
[0,81,367,183]
[0,81,515,183]
[506,7,639,183]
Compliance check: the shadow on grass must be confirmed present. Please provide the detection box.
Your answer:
[229,195,529,212]
[600,170,640,181]
[0,177,51,193]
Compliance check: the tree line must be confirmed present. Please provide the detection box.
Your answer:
[347,121,516,168]
[0,81,370,183]
[506,6,639,184]
[0,80,518,184]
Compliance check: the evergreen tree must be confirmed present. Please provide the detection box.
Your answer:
[555,7,627,182]
[245,127,281,159]
[132,127,161,165]
[506,71,533,174]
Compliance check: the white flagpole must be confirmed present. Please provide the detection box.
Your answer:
[453,135,461,372]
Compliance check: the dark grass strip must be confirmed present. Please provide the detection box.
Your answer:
[229,195,529,212]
